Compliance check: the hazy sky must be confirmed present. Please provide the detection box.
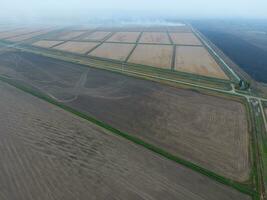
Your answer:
[1,0,267,23]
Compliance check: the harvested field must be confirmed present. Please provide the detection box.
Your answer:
[6,30,52,42]
[0,51,250,182]
[0,28,40,39]
[143,26,167,32]
[53,41,99,54]
[0,81,251,200]
[81,31,111,41]
[128,44,173,69]
[170,32,202,45]
[139,32,170,44]
[175,46,229,79]
[56,31,86,40]
[167,25,192,32]
[32,40,63,48]
[89,43,134,61]
[107,32,140,42]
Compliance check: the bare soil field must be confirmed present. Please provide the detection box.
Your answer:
[0,52,250,182]
[170,32,202,45]
[175,46,229,79]
[0,81,250,200]
[56,31,86,40]
[89,43,134,61]
[139,32,170,44]
[53,41,99,54]
[32,40,63,48]
[128,44,173,69]
[80,31,111,41]
[107,32,140,42]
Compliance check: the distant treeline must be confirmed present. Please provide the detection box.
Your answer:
[197,29,267,83]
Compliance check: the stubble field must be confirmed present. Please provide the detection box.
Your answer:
[89,43,135,61]
[107,32,140,42]
[175,46,229,79]
[32,40,63,48]
[170,32,202,45]
[80,31,111,41]
[55,31,86,40]
[0,51,250,182]
[139,32,171,44]
[53,41,99,54]
[128,44,173,69]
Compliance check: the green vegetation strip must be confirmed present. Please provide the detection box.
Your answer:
[0,75,256,198]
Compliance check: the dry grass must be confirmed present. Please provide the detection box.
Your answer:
[170,32,202,45]
[32,40,63,48]
[81,31,111,41]
[89,43,134,61]
[57,31,86,40]
[53,41,99,54]
[0,81,251,200]
[139,32,170,44]
[128,44,173,69]
[175,46,229,79]
[107,32,140,42]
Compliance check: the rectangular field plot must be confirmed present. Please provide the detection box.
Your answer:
[175,46,228,79]
[89,43,134,61]
[80,31,111,41]
[56,31,86,40]
[0,81,250,200]
[53,41,99,54]
[170,32,202,45]
[107,32,140,43]
[0,52,251,183]
[32,40,63,48]
[139,32,171,44]
[128,44,173,69]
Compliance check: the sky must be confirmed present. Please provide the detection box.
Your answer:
[1,0,267,24]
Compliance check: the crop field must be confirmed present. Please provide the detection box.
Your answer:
[89,43,135,61]
[107,32,140,42]
[139,32,171,44]
[53,41,99,54]
[0,81,251,200]
[32,40,63,48]
[128,44,173,69]
[80,31,111,41]
[175,46,229,79]
[170,32,202,45]
[0,51,250,182]
[55,31,86,40]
